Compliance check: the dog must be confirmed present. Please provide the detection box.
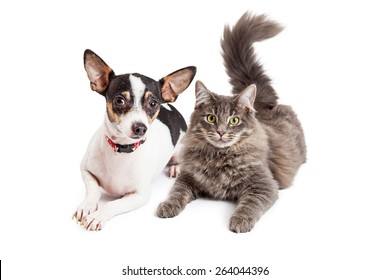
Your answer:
[73,49,196,230]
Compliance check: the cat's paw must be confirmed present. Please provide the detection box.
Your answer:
[229,214,256,233]
[156,201,183,218]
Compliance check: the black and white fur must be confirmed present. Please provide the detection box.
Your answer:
[73,50,196,230]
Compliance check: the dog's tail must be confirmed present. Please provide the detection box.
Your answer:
[221,12,283,108]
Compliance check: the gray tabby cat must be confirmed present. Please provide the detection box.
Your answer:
[156,12,306,233]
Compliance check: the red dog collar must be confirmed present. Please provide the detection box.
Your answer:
[106,136,146,153]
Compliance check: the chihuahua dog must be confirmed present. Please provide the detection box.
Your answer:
[73,49,196,230]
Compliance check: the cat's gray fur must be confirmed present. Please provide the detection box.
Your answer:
[156,12,306,233]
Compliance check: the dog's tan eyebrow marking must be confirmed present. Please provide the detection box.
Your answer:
[145,91,153,99]
[122,91,131,101]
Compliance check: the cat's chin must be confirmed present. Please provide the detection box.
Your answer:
[207,139,235,149]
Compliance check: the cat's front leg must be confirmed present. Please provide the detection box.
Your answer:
[156,172,199,218]
[229,176,278,233]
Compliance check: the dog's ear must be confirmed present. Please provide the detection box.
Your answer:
[159,66,196,103]
[84,49,114,95]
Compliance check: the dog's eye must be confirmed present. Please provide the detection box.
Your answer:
[149,100,158,108]
[114,96,126,107]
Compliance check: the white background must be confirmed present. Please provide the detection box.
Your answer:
[1,0,389,279]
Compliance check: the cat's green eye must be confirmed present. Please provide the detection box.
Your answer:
[229,116,240,126]
[207,114,217,124]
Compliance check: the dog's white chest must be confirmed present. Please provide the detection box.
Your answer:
[81,120,176,197]
[92,150,146,197]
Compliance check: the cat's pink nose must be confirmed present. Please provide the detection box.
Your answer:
[217,131,226,137]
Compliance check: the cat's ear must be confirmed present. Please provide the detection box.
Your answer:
[195,81,215,108]
[237,84,256,112]
[159,66,197,103]
[84,49,114,95]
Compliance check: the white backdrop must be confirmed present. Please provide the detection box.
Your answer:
[1,0,389,279]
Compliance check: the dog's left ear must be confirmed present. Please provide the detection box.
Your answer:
[159,66,196,103]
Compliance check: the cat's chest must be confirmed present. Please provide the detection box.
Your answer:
[187,151,256,198]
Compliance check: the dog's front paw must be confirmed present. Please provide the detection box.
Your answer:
[80,210,109,231]
[73,201,98,223]
[156,201,183,218]
[229,214,256,233]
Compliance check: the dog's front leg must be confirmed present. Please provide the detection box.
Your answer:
[73,170,101,223]
[81,187,151,231]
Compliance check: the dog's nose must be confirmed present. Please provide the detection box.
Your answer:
[132,123,147,136]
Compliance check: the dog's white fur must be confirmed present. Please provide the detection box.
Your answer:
[74,75,182,230]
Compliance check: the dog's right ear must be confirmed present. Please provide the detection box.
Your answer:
[84,49,114,95]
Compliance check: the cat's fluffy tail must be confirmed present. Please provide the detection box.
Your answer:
[221,12,283,108]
